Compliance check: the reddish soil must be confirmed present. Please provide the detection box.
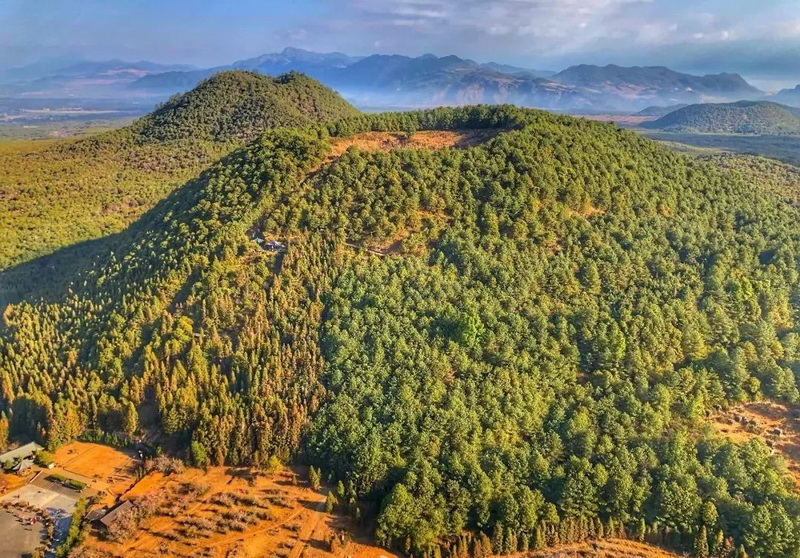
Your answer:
[328,130,500,159]
[74,464,398,558]
[526,539,682,557]
[53,442,141,507]
[0,472,27,494]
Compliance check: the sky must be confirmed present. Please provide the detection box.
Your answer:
[3,0,800,90]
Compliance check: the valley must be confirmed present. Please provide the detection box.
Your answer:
[639,131,800,168]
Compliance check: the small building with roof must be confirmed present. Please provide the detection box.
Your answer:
[0,442,44,471]
[98,500,136,530]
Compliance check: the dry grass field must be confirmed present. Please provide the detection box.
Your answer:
[328,130,500,160]
[53,441,141,507]
[74,464,397,558]
[526,539,684,557]
[0,471,28,494]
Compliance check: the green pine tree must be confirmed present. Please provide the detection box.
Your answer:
[694,526,710,558]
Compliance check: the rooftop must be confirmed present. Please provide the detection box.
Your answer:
[99,500,135,528]
[0,442,44,463]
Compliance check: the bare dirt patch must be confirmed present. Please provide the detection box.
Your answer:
[0,472,28,495]
[76,465,398,558]
[712,400,800,486]
[53,442,141,507]
[526,539,682,557]
[329,130,501,159]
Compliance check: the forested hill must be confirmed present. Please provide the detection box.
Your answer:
[129,70,359,142]
[0,70,358,277]
[643,100,800,134]
[2,106,800,557]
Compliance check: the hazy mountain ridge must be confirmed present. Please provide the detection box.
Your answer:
[3,47,764,111]
[554,64,761,99]
[130,50,764,110]
[0,58,197,98]
[771,84,800,107]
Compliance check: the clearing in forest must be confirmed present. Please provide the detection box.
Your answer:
[712,401,800,486]
[527,538,683,557]
[328,129,500,159]
[75,461,397,558]
[51,442,682,558]
[53,441,141,507]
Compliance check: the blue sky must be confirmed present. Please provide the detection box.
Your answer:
[3,0,800,88]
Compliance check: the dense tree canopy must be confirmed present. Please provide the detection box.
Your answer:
[1,106,799,557]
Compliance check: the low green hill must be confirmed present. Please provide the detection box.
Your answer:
[131,70,358,142]
[643,100,800,134]
[2,106,799,557]
[637,104,687,117]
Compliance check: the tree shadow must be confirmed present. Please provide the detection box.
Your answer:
[0,152,229,310]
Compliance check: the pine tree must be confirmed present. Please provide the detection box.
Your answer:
[325,490,338,514]
[694,526,709,558]
[491,524,504,554]
[308,466,321,491]
[532,525,545,550]
[709,530,724,557]
[503,527,516,555]
[608,518,619,540]
[122,400,138,435]
[479,532,492,558]
[636,518,646,542]
[0,414,8,449]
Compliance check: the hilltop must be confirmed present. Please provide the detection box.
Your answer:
[130,70,358,142]
[1,106,799,557]
[0,71,358,273]
[642,100,800,134]
[637,104,688,117]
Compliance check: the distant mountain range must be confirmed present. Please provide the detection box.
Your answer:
[127,48,766,111]
[3,47,794,112]
[772,84,800,107]
[642,100,800,135]
[0,58,196,98]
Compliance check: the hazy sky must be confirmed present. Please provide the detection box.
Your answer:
[3,0,800,89]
